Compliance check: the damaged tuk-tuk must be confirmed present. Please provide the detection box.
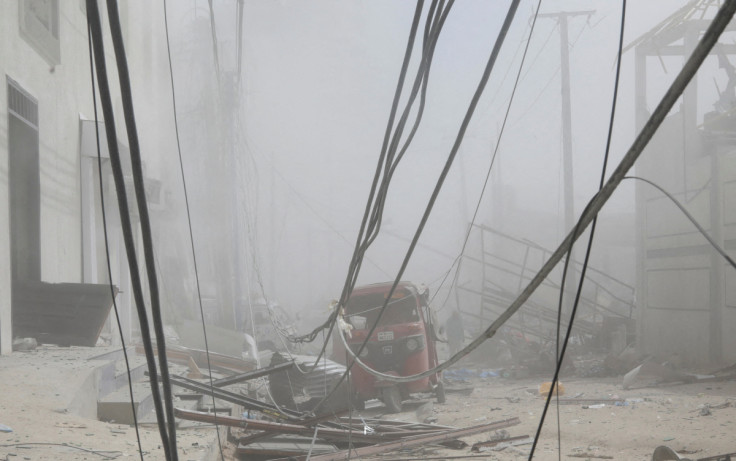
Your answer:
[332,281,445,413]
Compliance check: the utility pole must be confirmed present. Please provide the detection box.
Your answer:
[538,10,593,340]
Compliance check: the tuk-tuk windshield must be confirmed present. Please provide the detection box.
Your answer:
[344,292,420,330]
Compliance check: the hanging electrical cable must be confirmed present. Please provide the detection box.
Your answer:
[161,0,225,458]
[288,0,428,347]
[367,0,450,227]
[85,1,173,459]
[343,0,438,296]
[236,0,244,82]
[334,0,535,382]
[292,0,452,355]
[302,0,736,394]
[624,176,736,270]
[237,4,454,404]
[310,0,523,414]
[364,1,453,251]
[103,1,179,457]
[531,3,627,459]
[428,0,545,310]
[86,22,145,461]
[251,154,393,277]
[207,0,222,85]
[292,1,455,384]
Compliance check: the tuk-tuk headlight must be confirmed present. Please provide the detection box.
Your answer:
[406,335,424,352]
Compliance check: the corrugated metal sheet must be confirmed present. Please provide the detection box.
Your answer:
[12,281,116,347]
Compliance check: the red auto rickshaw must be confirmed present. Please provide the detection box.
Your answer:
[332,281,445,413]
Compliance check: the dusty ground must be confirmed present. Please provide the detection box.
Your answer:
[0,345,222,461]
[2,346,734,460]
[350,371,736,461]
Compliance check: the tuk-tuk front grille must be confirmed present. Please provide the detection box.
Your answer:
[350,335,424,372]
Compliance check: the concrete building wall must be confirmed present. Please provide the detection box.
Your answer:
[636,112,736,366]
[0,1,173,355]
[1,1,94,354]
[633,14,736,367]
[720,153,736,363]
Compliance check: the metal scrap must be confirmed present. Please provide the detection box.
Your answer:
[555,398,626,406]
[175,408,521,460]
[135,343,257,373]
[174,408,445,444]
[696,452,736,461]
[211,360,294,387]
[236,434,337,458]
[471,434,532,452]
[169,375,307,422]
[272,417,522,461]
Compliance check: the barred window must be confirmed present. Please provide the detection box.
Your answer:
[19,0,60,65]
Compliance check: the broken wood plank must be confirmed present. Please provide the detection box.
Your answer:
[135,343,257,373]
[471,434,532,451]
[555,398,626,406]
[211,360,294,387]
[272,417,522,461]
[568,453,613,459]
[236,434,337,457]
[333,419,451,434]
[175,408,403,444]
[696,452,736,461]
[169,374,306,421]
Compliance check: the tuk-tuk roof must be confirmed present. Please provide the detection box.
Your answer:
[350,281,419,297]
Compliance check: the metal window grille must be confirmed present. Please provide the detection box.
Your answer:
[7,77,39,130]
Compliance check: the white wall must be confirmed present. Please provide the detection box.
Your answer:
[0,1,173,354]
[0,2,10,354]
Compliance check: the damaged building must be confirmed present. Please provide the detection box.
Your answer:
[633,6,736,366]
[2,1,736,461]
[0,2,187,354]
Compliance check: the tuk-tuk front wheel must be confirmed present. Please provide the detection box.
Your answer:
[381,386,403,413]
[435,381,446,404]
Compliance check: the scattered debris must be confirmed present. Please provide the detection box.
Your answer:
[12,337,37,352]
[415,401,434,423]
[186,356,204,379]
[444,368,498,382]
[696,451,736,461]
[169,374,308,422]
[623,361,693,389]
[488,429,509,442]
[554,397,625,406]
[442,385,475,396]
[569,453,613,459]
[651,445,691,461]
[539,381,565,397]
[211,359,294,387]
[175,408,521,460]
[471,434,532,452]
[12,282,117,347]
[694,401,731,416]
[623,360,736,390]
[236,434,337,458]
[54,422,87,429]
[582,403,606,409]
[135,343,258,373]
[267,353,350,413]
[282,417,522,461]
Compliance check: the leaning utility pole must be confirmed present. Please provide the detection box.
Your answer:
[538,10,594,340]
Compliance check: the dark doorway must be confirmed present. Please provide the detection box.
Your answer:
[8,78,41,285]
